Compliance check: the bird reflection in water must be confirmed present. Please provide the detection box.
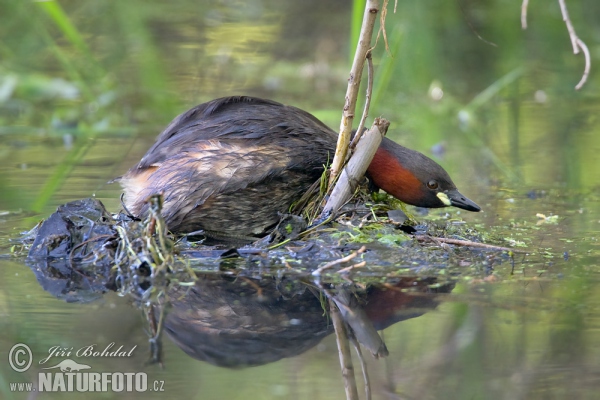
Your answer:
[161,274,454,368]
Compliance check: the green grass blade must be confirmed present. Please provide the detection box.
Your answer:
[30,137,96,213]
[463,67,525,113]
[36,0,91,56]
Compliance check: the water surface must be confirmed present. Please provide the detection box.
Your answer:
[1,1,599,399]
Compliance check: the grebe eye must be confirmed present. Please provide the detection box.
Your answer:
[427,180,438,190]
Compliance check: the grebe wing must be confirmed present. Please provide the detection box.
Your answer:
[133,96,336,171]
[119,138,313,231]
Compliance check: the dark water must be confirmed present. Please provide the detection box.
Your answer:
[1,1,599,399]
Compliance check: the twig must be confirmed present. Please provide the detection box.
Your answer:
[458,0,497,47]
[69,234,113,263]
[312,246,367,276]
[415,235,526,253]
[338,261,367,274]
[558,0,590,89]
[574,37,591,90]
[330,288,389,358]
[559,0,578,52]
[239,277,263,298]
[379,0,391,53]
[120,192,140,220]
[321,119,388,217]
[145,302,165,367]
[381,330,396,396]
[329,0,380,186]
[351,51,374,150]
[330,299,359,400]
[521,0,590,89]
[521,0,530,29]
[351,337,372,400]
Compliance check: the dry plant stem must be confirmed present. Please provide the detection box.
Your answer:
[146,303,164,366]
[322,119,388,218]
[559,0,578,51]
[69,234,112,263]
[351,337,372,400]
[331,288,389,358]
[329,0,380,186]
[379,0,390,53]
[312,246,367,276]
[350,51,374,151]
[559,0,592,89]
[523,0,590,89]
[338,261,367,274]
[330,299,359,400]
[573,37,591,90]
[415,235,525,253]
[521,0,530,29]
[458,1,497,47]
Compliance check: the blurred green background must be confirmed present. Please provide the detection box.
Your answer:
[1,0,599,399]
[0,0,599,215]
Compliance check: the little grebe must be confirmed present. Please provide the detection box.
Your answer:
[119,96,480,238]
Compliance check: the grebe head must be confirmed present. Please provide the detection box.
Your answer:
[367,138,481,212]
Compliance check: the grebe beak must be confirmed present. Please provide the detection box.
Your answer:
[437,189,481,212]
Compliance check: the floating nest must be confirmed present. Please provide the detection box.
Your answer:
[22,195,513,366]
